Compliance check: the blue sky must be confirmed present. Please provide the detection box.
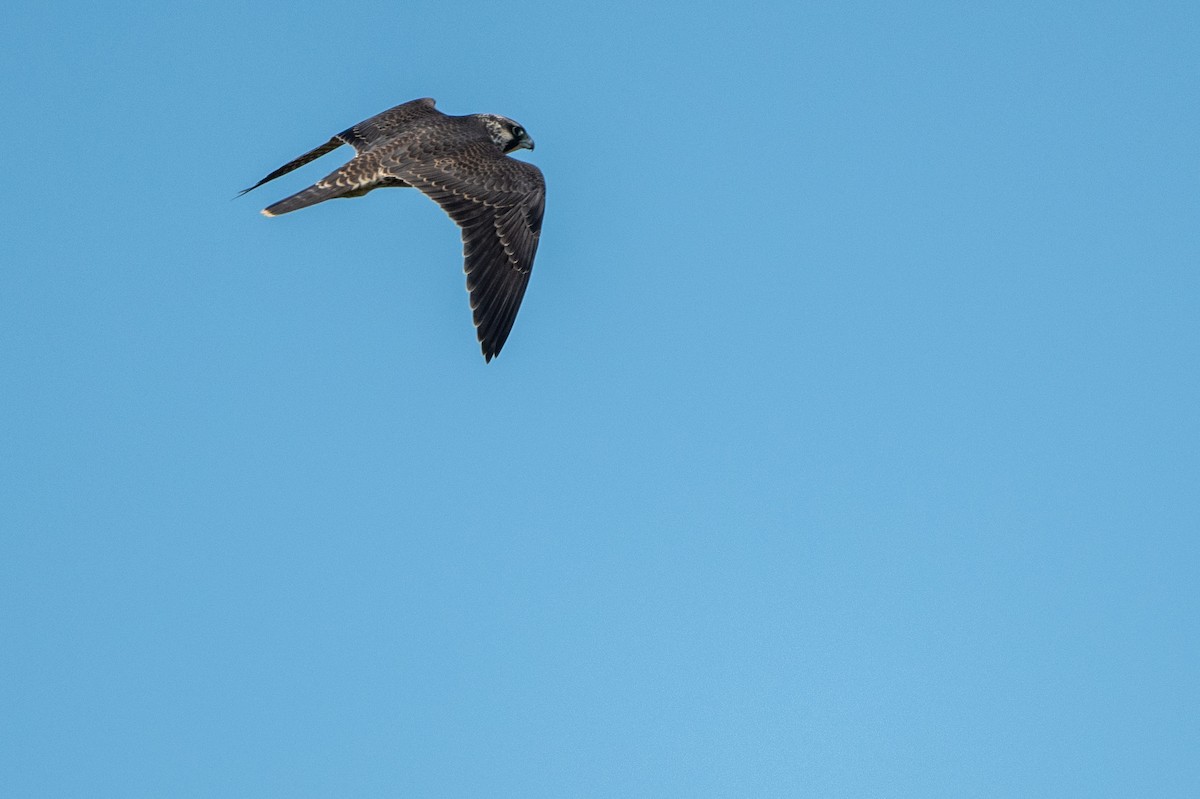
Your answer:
[2,1,1197,795]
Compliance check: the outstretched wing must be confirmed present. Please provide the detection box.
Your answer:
[239,137,345,196]
[337,97,440,151]
[240,98,442,196]
[387,143,546,361]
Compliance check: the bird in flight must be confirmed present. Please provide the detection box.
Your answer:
[241,97,545,362]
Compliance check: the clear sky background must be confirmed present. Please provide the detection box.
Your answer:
[2,1,1197,796]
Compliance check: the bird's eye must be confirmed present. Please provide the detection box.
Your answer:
[512,126,525,138]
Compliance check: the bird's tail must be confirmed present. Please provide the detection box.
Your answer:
[261,183,351,216]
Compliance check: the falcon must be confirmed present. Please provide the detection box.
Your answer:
[241,97,545,362]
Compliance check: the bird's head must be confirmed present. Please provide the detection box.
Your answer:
[477,114,535,153]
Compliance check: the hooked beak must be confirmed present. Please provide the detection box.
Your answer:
[519,134,535,152]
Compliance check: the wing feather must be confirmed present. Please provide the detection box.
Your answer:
[240,98,442,196]
[389,145,545,361]
[239,137,344,196]
[339,98,441,151]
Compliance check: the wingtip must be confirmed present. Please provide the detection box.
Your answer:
[260,208,277,218]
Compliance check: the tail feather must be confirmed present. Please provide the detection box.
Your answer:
[261,183,350,216]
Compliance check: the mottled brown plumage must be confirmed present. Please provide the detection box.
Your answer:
[241,98,545,362]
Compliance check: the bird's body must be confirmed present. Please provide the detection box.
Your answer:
[242,98,545,362]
